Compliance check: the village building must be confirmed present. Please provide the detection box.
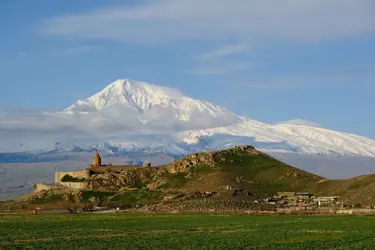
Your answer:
[313,196,340,207]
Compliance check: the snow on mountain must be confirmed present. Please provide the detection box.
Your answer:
[3,79,375,158]
[182,119,375,157]
[64,79,235,122]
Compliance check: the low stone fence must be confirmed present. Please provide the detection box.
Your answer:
[349,209,375,215]
[59,182,88,190]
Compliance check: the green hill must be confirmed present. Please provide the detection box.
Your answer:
[149,145,323,195]
[11,145,375,210]
[84,146,322,196]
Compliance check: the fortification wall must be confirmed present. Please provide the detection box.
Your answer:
[33,182,87,192]
[55,170,89,184]
[59,182,88,190]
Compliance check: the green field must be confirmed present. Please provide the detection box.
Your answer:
[1,214,375,249]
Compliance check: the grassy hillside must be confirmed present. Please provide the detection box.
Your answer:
[153,145,323,197]
[148,145,375,205]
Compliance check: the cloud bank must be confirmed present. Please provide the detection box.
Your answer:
[0,105,239,153]
[40,0,375,44]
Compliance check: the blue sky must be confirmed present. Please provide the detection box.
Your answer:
[0,0,375,138]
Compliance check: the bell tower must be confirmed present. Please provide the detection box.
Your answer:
[92,152,102,167]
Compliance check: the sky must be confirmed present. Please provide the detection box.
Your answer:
[0,0,375,138]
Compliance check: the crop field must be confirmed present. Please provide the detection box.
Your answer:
[1,214,375,249]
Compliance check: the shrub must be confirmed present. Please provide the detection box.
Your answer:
[61,174,85,182]
[354,203,362,208]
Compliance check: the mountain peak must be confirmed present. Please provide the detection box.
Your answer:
[104,79,184,100]
[64,79,184,114]
[63,79,233,121]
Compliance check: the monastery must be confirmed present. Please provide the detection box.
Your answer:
[33,152,150,193]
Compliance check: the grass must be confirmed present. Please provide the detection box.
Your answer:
[108,190,164,207]
[31,194,65,205]
[60,174,85,182]
[1,214,375,249]
[80,191,116,202]
[158,172,190,189]
[154,149,321,195]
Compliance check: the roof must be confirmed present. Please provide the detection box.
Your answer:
[89,165,141,173]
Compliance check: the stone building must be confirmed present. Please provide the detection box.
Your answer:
[56,152,150,184]
[33,152,152,193]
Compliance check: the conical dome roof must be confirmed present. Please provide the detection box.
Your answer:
[92,152,102,167]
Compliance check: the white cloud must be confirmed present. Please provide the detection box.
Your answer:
[39,0,375,44]
[185,44,252,75]
[193,44,250,60]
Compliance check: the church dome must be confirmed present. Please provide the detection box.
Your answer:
[92,152,102,167]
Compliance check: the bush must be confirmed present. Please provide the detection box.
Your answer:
[61,174,85,182]
[354,203,362,208]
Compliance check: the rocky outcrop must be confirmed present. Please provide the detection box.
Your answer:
[165,152,216,173]
[88,167,156,190]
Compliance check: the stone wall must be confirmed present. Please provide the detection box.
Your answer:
[55,170,89,184]
[33,182,87,192]
[59,182,88,190]
[351,208,375,215]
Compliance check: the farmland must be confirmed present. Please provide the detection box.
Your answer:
[1,214,375,249]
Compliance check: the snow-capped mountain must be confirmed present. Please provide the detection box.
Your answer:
[60,79,375,158]
[3,79,375,158]
[64,79,236,122]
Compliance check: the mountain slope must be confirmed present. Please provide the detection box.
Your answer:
[182,119,375,157]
